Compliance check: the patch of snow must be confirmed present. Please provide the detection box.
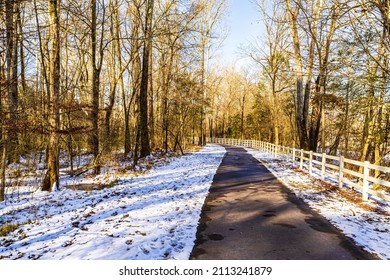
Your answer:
[246,147,390,260]
[0,144,225,260]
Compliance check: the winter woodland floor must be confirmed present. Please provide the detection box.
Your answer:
[0,144,389,260]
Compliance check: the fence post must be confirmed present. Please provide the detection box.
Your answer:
[338,156,344,188]
[274,145,277,158]
[309,151,313,176]
[292,148,296,167]
[363,161,370,201]
[321,153,326,181]
[300,149,303,170]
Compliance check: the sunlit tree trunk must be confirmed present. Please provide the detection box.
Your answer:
[89,0,105,174]
[41,0,61,192]
[123,1,141,156]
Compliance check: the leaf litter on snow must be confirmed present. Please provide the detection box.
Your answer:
[0,145,225,260]
[246,148,390,260]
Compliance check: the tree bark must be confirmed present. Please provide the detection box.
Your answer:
[285,0,307,149]
[123,2,141,156]
[90,0,104,174]
[5,0,19,163]
[138,0,154,158]
[41,0,61,192]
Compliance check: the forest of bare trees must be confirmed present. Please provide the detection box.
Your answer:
[248,0,390,166]
[0,0,228,200]
[1,0,390,201]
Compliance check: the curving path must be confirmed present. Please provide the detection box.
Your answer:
[190,146,376,260]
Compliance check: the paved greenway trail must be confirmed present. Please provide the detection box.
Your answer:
[190,146,376,260]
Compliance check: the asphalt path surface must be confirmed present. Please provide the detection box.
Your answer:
[190,146,376,260]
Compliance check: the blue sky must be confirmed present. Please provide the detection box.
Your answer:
[220,0,264,68]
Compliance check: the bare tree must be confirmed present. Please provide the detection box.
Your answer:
[41,0,61,192]
[250,0,292,145]
[89,0,106,174]
[138,0,154,158]
[195,0,225,145]
[6,0,19,164]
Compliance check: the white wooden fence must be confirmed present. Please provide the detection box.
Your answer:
[207,137,390,204]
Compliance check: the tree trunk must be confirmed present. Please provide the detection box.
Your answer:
[240,94,245,140]
[0,122,6,201]
[17,6,26,95]
[0,87,7,201]
[360,27,386,166]
[104,0,120,154]
[138,0,154,158]
[373,37,387,184]
[41,0,61,192]
[285,0,326,150]
[148,47,155,149]
[90,0,103,174]
[199,45,206,146]
[285,0,307,149]
[5,0,19,163]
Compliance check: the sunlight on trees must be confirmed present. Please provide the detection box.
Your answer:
[1,0,390,199]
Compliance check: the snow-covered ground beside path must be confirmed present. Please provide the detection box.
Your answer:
[246,148,390,260]
[0,145,226,260]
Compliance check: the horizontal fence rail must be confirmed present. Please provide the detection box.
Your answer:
[207,137,390,204]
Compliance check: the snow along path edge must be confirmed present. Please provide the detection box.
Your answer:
[0,144,226,260]
[246,147,390,260]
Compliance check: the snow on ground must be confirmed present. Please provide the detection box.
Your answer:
[246,147,390,260]
[0,144,226,260]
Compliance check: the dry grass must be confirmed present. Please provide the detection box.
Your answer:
[64,180,119,192]
[0,224,19,237]
[0,219,34,237]
[185,144,202,153]
[291,167,389,214]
